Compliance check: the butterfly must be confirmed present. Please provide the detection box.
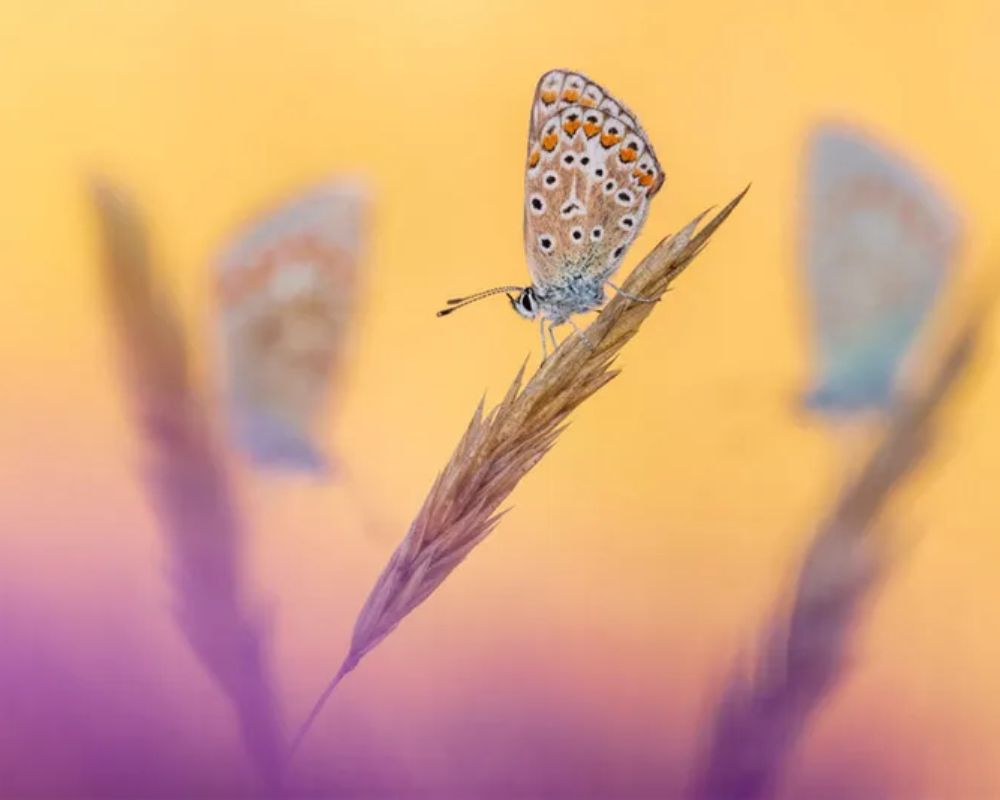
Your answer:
[802,124,960,415]
[437,69,666,356]
[215,181,367,473]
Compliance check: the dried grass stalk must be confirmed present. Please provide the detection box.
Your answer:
[692,303,989,800]
[91,181,284,790]
[290,186,751,756]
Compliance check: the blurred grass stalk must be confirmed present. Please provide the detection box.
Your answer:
[692,298,991,800]
[290,186,751,757]
[91,182,284,791]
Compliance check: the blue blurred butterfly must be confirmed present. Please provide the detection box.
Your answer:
[215,182,367,474]
[802,125,961,415]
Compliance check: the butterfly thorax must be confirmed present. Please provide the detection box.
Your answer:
[534,265,607,325]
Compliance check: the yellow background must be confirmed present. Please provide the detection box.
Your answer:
[2,1,999,796]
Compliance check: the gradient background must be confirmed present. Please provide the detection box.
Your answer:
[2,1,999,797]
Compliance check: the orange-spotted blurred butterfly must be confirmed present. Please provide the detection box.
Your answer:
[215,181,367,474]
[802,125,960,415]
[437,69,665,356]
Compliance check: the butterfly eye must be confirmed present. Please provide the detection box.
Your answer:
[538,234,555,253]
[570,226,584,242]
[528,194,546,214]
[591,226,604,241]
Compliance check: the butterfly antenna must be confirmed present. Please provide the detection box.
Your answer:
[436,286,523,317]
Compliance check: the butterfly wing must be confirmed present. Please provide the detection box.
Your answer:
[802,126,960,414]
[215,181,367,473]
[524,70,665,291]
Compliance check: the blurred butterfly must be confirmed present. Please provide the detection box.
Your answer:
[437,69,665,357]
[215,182,367,474]
[802,125,961,415]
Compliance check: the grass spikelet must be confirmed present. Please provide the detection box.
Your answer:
[91,181,285,791]
[692,302,990,800]
[290,186,751,757]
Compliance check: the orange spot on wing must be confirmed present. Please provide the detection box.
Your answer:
[541,90,557,104]
[562,88,580,102]
[600,132,622,148]
[218,241,346,308]
[542,133,558,151]
[583,122,601,137]
[580,96,597,107]
[638,172,655,187]
[619,147,638,163]
[529,150,540,168]
[562,118,581,136]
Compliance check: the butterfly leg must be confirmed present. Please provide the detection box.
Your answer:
[567,318,595,351]
[548,322,560,353]
[606,280,659,304]
[539,317,548,361]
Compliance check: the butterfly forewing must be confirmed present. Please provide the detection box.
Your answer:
[215,182,367,473]
[525,69,665,290]
[803,125,960,412]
